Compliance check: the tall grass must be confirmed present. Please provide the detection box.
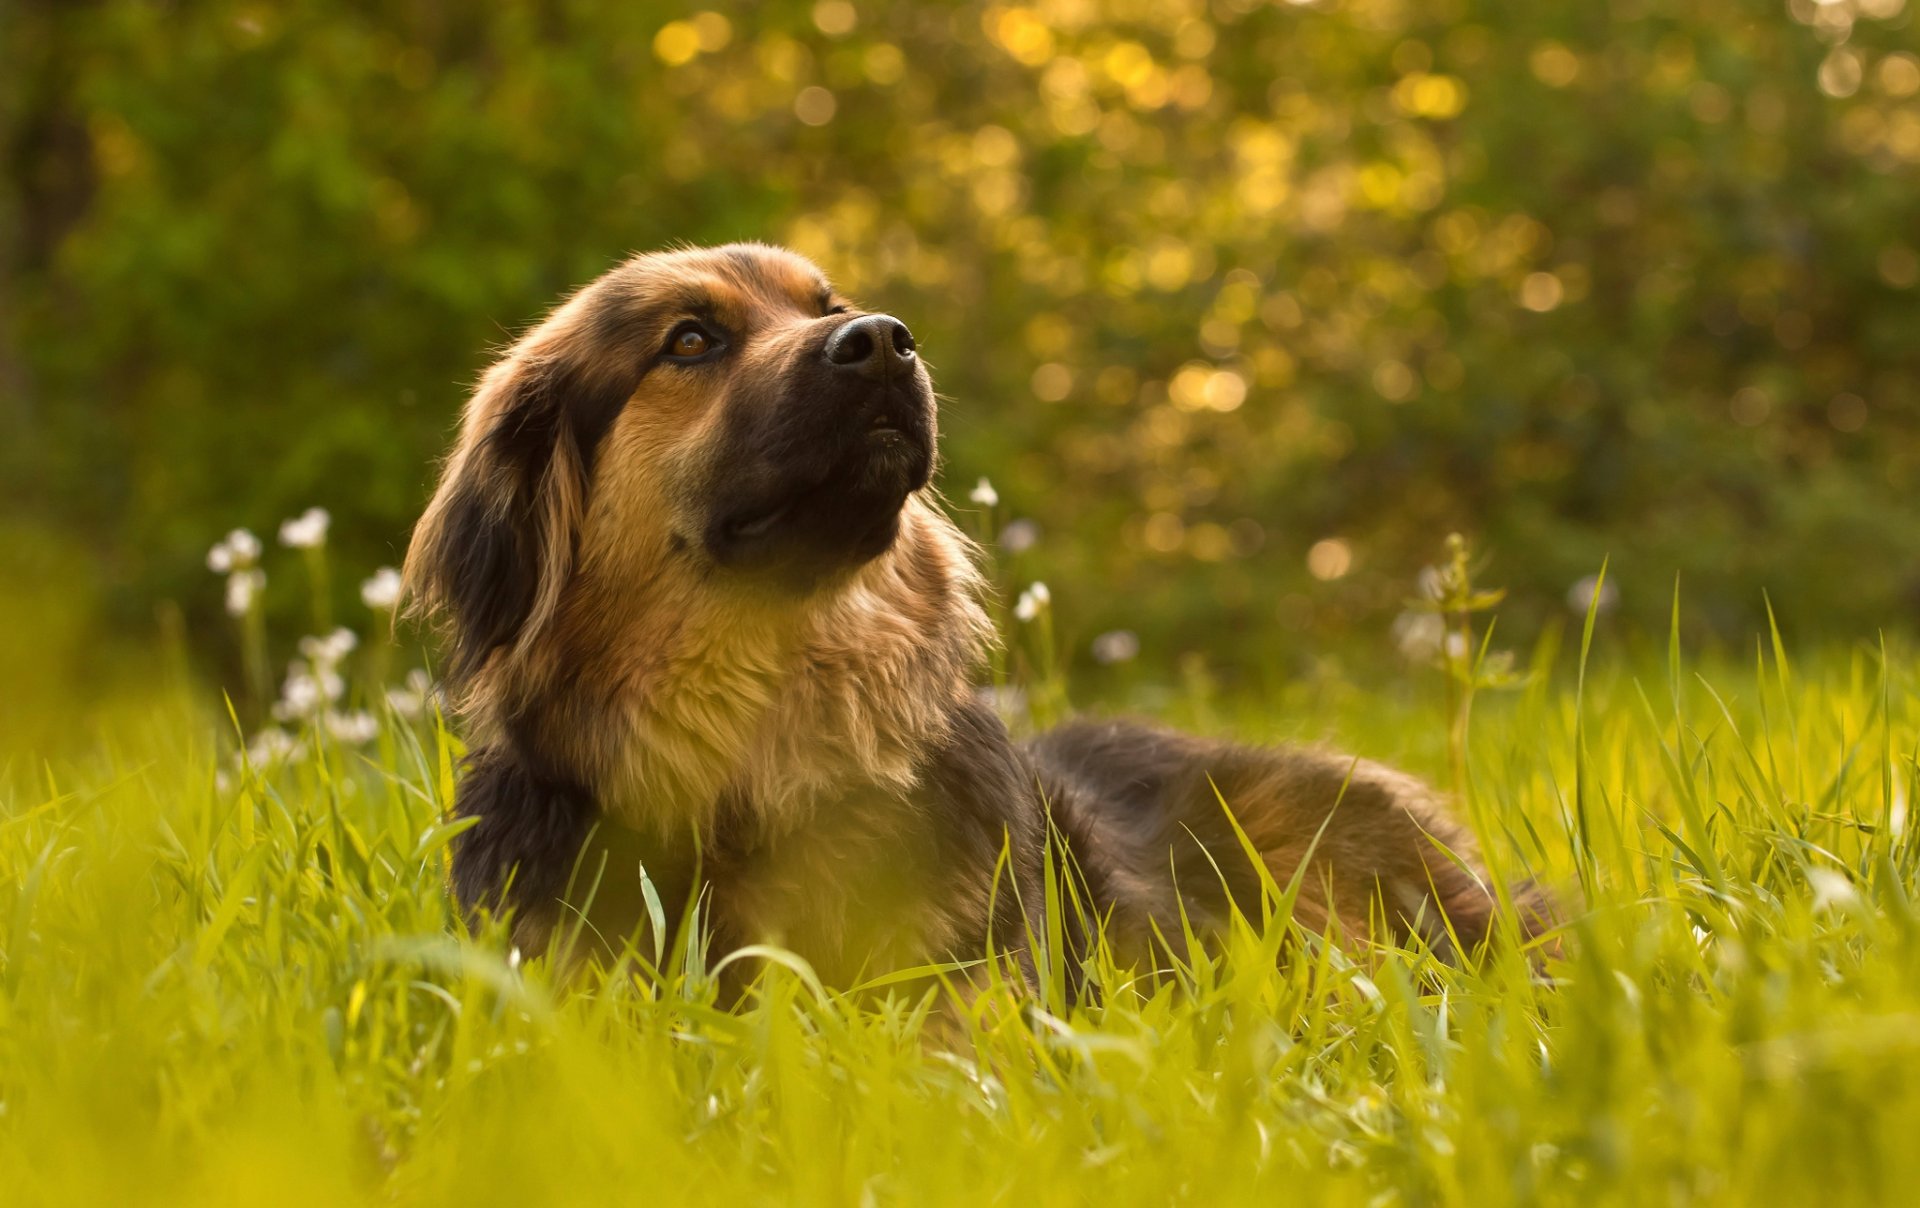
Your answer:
[3,630,1918,1205]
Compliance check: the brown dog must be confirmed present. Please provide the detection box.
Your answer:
[405,243,1547,987]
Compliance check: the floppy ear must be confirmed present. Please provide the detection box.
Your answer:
[405,351,621,685]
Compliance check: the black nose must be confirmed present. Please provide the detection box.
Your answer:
[825,314,916,380]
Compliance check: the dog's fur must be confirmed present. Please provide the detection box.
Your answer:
[406,243,1549,986]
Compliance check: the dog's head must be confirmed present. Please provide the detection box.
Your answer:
[406,243,941,684]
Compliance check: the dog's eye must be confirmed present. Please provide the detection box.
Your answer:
[825,303,849,316]
[666,324,715,359]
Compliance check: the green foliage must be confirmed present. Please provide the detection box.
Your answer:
[5,0,1920,674]
[5,637,1920,1203]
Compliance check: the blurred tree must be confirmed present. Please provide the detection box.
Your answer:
[2,0,1917,676]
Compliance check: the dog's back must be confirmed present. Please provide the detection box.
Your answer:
[1028,719,1552,964]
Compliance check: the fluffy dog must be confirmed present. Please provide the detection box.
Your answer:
[405,243,1547,986]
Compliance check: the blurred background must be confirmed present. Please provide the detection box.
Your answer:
[4,0,1918,736]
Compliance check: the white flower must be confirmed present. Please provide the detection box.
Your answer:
[279,506,331,549]
[998,518,1041,554]
[1416,565,1446,601]
[1391,611,1444,662]
[975,684,1028,720]
[208,528,261,573]
[224,568,265,617]
[299,628,358,667]
[360,566,404,610]
[969,477,999,508]
[273,657,345,722]
[229,528,261,563]
[243,726,298,767]
[1091,629,1139,664]
[324,710,380,745]
[1014,582,1050,622]
[1808,868,1860,914]
[1566,574,1620,616]
[385,668,436,719]
[274,671,322,721]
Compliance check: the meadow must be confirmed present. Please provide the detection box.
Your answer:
[4,552,1917,1206]
[8,3,1920,1201]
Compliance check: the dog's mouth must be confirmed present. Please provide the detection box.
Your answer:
[707,446,927,581]
[701,367,937,585]
[721,410,929,541]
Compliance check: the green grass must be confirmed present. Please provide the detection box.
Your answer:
[5,634,1920,1206]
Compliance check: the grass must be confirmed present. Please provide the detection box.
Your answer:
[4,627,1920,1206]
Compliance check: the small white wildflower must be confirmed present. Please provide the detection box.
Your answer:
[1416,565,1446,601]
[1808,868,1860,914]
[210,527,262,572]
[228,528,261,563]
[324,710,380,745]
[299,627,358,666]
[1444,631,1469,662]
[278,506,331,549]
[360,566,404,611]
[243,726,297,766]
[274,670,322,721]
[976,684,1028,721]
[1391,611,1444,662]
[1091,629,1140,665]
[1566,574,1620,616]
[1013,582,1050,622]
[274,656,345,721]
[998,518,1041,554]
[969,477,999,508]
[385,668,435,719]
[224,568,265,617]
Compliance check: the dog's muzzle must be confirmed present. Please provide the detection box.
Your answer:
[703,313,936,586]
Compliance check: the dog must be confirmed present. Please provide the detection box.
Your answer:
[404,243,1549,988]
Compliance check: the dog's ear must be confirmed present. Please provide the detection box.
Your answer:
[405,347,631,685]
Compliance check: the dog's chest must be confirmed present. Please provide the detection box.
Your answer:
[715,789,959,984]
[589,788,961,985]
[594,620,794,832]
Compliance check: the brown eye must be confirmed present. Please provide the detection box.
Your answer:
[669,326,712,358]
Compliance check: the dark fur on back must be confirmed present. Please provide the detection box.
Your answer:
[1031,719,1551,963]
